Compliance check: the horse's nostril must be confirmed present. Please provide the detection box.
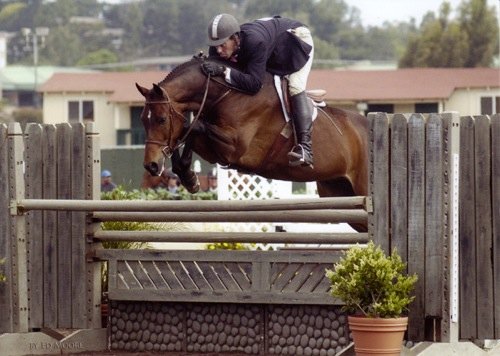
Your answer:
[144,162,159,176]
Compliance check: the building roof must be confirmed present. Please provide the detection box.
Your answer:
[39,71,166,102]
[39,67,500,103]
[0,65,96,91]
[310,67,500,102]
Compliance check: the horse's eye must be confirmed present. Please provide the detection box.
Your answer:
[156,116,167,124]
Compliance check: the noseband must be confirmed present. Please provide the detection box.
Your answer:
[144,74,231,175]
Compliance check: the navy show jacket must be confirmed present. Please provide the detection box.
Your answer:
[209,16,313,94]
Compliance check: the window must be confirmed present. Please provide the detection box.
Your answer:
[367,104,394,114]
[415,103,438,113]
[68,100,94,122]
[481,96,500,115]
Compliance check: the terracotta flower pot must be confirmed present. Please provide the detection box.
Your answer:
[348,315,408,356]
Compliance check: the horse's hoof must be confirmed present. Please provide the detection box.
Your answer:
[186,182,200,194]
[183,173,200,194]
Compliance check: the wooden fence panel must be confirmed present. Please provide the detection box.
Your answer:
[424,114,445,326]
[390,114,408,262]
[25,124,44,329]
[42,124,58,328]
[98,249,341,305]
[407,114,426,341]
[71,123,88,328]
[0,124,12,332]
[474,116,494,339]
[56,123,73,327]
[459,116,476,340]
[492,114,500,338]
[369,112,390,252]
[8,123,29,332]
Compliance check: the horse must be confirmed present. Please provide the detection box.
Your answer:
[136,54,369,231]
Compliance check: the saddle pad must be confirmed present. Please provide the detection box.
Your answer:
[274,76,318,123]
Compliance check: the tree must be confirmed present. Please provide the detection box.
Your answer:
[399,0,498,68]
[459,0,499,67]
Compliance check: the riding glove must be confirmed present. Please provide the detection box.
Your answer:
[201,62,226,77]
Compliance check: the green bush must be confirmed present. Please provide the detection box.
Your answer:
[0,258,5,283]
[101,186,217,201]
[206,242,252,250]
[13,108,43,129]
[325,241,418,318]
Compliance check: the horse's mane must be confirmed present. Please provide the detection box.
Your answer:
[159,54,205,85]
[157,53,255,95]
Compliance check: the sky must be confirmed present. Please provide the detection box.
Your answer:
[345,0,500,27]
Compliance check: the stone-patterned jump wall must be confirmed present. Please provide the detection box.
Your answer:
[109,301,351,355]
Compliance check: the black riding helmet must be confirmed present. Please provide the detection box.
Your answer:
[207,13,240,46]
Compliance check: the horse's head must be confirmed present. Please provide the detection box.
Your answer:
[135,56,213,177]
[135,81,186,176]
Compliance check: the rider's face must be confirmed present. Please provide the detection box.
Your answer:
[215,37,238,60]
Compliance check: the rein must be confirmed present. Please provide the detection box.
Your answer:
[144,74,231,173]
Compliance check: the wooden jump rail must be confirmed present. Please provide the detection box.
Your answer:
[11,196,370,245]
[12,196,368,212]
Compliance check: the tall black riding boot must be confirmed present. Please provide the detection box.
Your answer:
[287,91,313,167]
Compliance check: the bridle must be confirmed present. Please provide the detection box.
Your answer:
[144,74,231,175]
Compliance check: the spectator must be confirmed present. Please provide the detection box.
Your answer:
[206,169,218,193]
[166,171,180,194]
[101,170,117,192]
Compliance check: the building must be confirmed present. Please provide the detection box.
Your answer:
[39,67,500,147]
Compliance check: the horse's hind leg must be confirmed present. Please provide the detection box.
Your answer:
[316,177,355,198]
[317,178,367,232]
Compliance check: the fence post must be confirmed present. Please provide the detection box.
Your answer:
[7,123,29,332]
[0,124,12,333]
[85,123,102,328]
[442,112,460,343]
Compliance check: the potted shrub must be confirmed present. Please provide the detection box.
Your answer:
[325,241,418,356]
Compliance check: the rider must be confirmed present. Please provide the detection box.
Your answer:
[202,14,314,168]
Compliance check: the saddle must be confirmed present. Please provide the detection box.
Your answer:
[277,77,326,121]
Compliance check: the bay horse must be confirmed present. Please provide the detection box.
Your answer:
[136,54,369,231]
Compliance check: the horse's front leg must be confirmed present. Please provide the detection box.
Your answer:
[171,144,200,194]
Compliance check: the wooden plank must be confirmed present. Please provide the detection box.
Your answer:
[94,248,342,264]
[195,262,227,291]
[139,261,170,290]
[297,264,328,293]
[458,116,477,340]
[166,261,197,290]
[281,264,317,292]
[474,115,494,339]
[224,262,252,291]
[180,261,211,290]
[390,114,408,261]
[406,114,425,341]
[126,261,156,289]
[24,124,44,329]
[70,123,87,328]
[85,123,102,329]
[56,123,73,328]
[492,114,500,338]
[42,125,58,328]
[368,112,390,251]
[0,124,12,332]
[8,123,29,332]
[155,261,184,290]
[424,114,444,318]
[116,261,142,289]
[210,263,241,292]
[107,289,336,305]
[271,263,301,291]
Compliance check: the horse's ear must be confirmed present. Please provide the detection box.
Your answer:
[152,83,167,98]
[136,83,149,97]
